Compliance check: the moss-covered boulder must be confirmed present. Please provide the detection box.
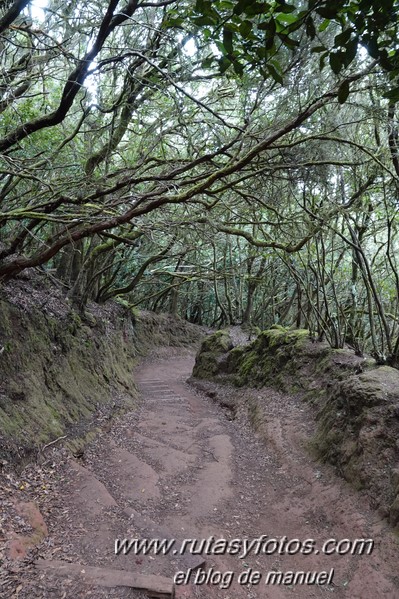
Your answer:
[312,366,399,525]
[192,330,234,379]
[233,327,309,389]
[192,326,312,389]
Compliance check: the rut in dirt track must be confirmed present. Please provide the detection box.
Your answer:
[18,350,399,598]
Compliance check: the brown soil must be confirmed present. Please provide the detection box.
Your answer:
[2,348,399,598]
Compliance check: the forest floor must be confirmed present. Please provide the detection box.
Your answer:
[2,347,399,598]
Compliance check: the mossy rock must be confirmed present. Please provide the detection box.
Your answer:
[225,346,247,373]
[334,366,399,416]
[230,328,309,388]
[200,330,234,353]
[255,327,309,351]
[311,426,345,463]
[192,330,234,379]
[311,361,399,525]
[192,351,221,379]
[234,350,259,385]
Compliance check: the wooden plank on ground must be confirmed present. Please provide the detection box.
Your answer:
[35,559,175,599]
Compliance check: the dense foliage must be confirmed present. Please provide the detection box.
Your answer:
[1,0,399,363]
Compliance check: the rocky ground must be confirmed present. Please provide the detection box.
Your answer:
[2,347,399,598]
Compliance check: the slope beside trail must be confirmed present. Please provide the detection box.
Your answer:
[3,348,399,598]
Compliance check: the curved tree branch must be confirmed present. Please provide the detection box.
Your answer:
[0,0,30,35]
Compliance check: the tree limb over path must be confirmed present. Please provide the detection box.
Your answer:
[0,67,372,279]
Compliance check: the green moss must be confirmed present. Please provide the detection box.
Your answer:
[192,351,221,379]
[67,429,100,455]
[192,330,234,379]
[311,426,344,463]
[228,328,309,389]
[255,327,309,350]
[201,330,233,353]
[236,350,258,379]
[0,297,140,460]
[247,397,264,431]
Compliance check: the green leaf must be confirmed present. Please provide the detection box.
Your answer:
[269,58,281,71]
[329,52,343,74]
[383,87,399,101]
[239,20,253,37]
[223,28,234,54]
[319,51,328,70]
[218,1,235,9]
[195,0,214,15]
[275,12,297,24]
[267,62,283,84]
[233,59,245,75]
[338,80,350,104]
[311,45,326,53]
[265,37,275,50]
[162,17,184,28]
[258,18,275,33]
[245,2,269,16]
[201,56,215,69]
[344,37,358,66]
[364,37,379,59]
[277,3,296,13]
[224,22,239,32]
[219,55,231,73]
[334,28,352,48]
[192,15,216,26]
[317,6,339,19]
[233,0,257,15]
[379,49,394,71]
[277,32,300,49]
[256,45,267,59]
[215,40,227,54]
[319,19,330,32]
[285,19,304,34]
[306,16,316,39]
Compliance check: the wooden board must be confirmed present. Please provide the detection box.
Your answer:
[35,559,175,599]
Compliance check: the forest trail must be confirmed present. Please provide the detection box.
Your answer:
[5,349,399,598]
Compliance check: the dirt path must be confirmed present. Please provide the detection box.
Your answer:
[3,349,399,598]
